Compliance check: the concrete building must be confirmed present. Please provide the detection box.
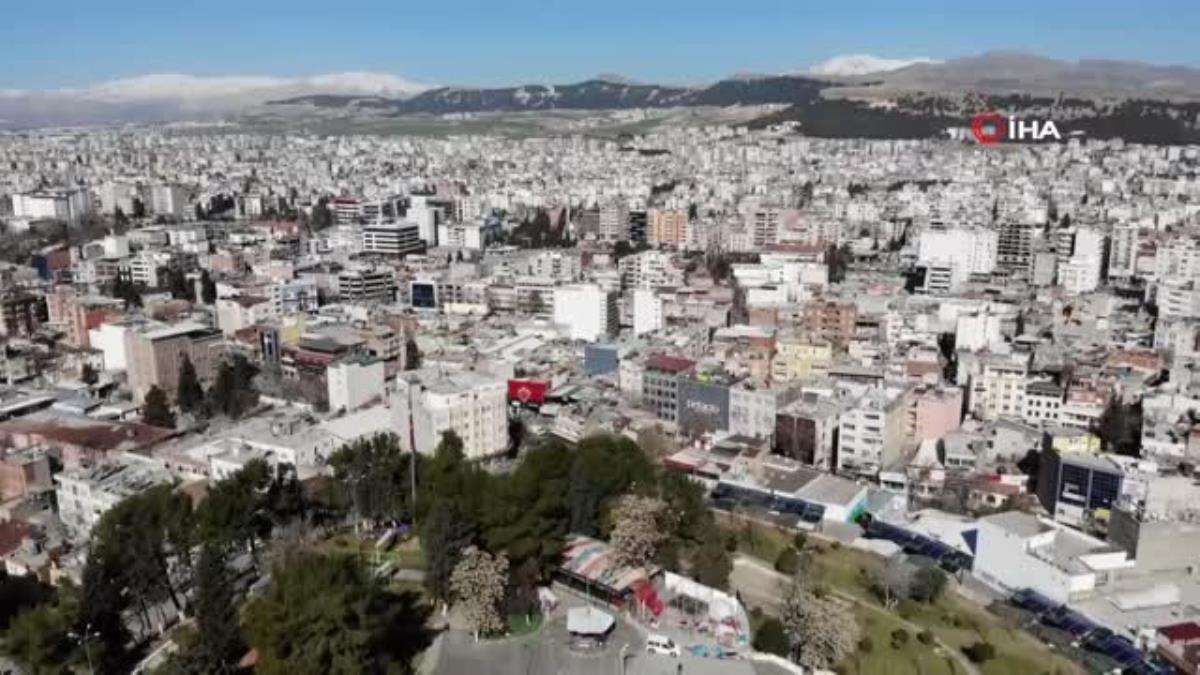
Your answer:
[970,354,1029,420]
[67,281,129,328]
[973,511,1130,605]
[361,221,423,256]
[647,208,688,246]
[327,356,386,413]
[775,396,841,471]
[337,265,395,304]
[55,458,175,538]
[12,187,92,225]
[908,386,963,442]
[632,288,664,336]
[216,295,273,336]
[126,322,223,403]
[837,387,907,476]
[643,354,695,424]
[800,299,857,348]
[392,369,508,460]
[553,284,617,342]
[1036,446,1124,528]
[150,184,189,218]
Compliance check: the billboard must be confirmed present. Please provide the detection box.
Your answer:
[507,379,549,404]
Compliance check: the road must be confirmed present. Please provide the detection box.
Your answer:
[729,555,981,675]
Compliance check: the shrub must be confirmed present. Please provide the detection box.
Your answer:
[858,636,874,653]
[962,642,996,663]
[890,629,910,649]
[752,617,790,657]
[774,547,800,575]
[897,599,920,620]
[917,630,935,645]
[793,532,808,550]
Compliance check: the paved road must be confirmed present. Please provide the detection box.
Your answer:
[729,555,982,675]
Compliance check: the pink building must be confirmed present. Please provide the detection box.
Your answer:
[910,386,964,442]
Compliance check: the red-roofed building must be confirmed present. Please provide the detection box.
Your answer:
[1158,622,1200,674]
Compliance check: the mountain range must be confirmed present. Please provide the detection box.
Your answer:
[5,52,1200,129]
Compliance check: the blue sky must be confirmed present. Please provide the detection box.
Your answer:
[4,0,1198,88]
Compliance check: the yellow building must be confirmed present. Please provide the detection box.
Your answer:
[772,334,833,383]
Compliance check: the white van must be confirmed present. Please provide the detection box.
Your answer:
[645,634,681,657]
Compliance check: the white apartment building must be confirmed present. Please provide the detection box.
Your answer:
[327,356,386,413]
[1022,381,1064,427]
[150,184,189,218]
[836,387,907,476]
[917,227,999,276]
[554,284,617,342]
[361,221,423,256]
[632,288,664,336]
[437,223,483,250]
[618,250,683,289]
[55,459,174,538]
[598,199,628,242]
[392,369,508,460]
[971,354,1029,420]
[527,250,581,281]
[1157,279,1200,321]
[955,310,1004,351]
[337,266,395,304]
[12,187,92,225]
[1108,225,1139,279]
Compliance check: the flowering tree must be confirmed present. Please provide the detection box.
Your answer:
[450,546,509,640]
[609,495,668,569]
[780,577,860,671]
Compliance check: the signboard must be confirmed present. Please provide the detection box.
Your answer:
[507,379,549,404]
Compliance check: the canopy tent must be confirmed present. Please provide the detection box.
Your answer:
[567,606,615,637]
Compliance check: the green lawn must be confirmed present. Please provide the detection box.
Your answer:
[843,609,960,675]
[506,613,544,638]
[321,533,425,570]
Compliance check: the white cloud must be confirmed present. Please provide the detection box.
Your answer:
[809,54,941,77]
[85,72,428,101]
[0,71,432,129]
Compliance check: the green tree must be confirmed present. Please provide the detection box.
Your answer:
[188,543,245,673]
[910,565,948,603]
[78,551,131,672]
[690,537,732,589]
[207,356,259,419]
[329,433,416,527]
[142,385,176,429]
[200,270,218,305]
[197,460,271,561]
[176,355,205,414]
[2,602,75,673]
[752,616,790,657]
[421,499,475,608]
[243,551,425,674]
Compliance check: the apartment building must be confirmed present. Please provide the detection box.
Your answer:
[392,369,508,460]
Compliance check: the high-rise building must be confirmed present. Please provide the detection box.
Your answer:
[647,208,688,246]
[553,284,617,342]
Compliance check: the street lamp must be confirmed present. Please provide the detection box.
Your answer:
[69,623,98,675]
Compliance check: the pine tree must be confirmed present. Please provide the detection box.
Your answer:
[200,270,218,305]
[176,355,204,414]
[191,543,245,673]
[142,386,175,429]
